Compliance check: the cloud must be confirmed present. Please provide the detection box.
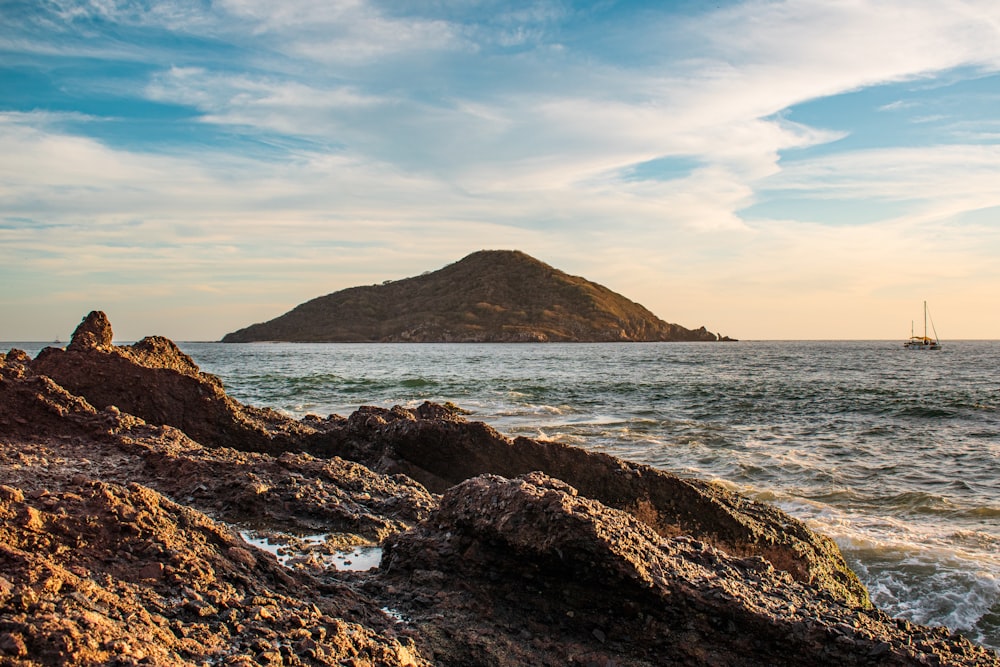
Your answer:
[759,144,1000,215]
[213,0,464,64]
[5,1,1000,338]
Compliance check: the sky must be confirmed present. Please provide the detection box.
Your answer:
[2,0,1000,341]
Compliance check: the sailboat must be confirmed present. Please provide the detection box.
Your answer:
[903,301,941,350]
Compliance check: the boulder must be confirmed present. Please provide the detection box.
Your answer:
[66,310,113,351]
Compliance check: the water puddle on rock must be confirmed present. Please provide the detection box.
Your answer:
[239,530,382,572]
[381,606,410,624]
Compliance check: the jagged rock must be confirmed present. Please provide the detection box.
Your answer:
[0,358,434,538]
[31,312,328,455]
[66,310,113,351]
[1,349,30,367]
[3,313,997,667]
[327,403,869,609]
[17,317,869,608]
[376,473,997,666]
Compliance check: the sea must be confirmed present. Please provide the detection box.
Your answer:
[7,339,1000,649]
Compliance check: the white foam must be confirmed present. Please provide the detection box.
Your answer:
[758,500,1000,645]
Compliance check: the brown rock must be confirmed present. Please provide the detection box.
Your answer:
[3,312,996,667]
[0,356,434,537]
[67,310,114,351]
[0,480,431,666]
[337,402,869,608]
[228,546,257,568]
[377,473,997,666]
[137,562,164,580]
[31,323,319,455]
[2,349,31,366]
[0,485,25,503]
[0,632,27,657]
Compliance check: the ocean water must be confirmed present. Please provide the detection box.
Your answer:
[7,340,1000,649]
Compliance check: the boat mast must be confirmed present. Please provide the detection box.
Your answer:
[923,300,928,340]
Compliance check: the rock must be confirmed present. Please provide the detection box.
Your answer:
[31,321,324,455]
[0,632,27,657]
[0,479,430,666]
[330,402,869,608]
[0,356,434,537]
[1,349,31,367]
[228,546,258,568]
[137,562,165,580]
[67,310,114,351]
[376,473,997,666]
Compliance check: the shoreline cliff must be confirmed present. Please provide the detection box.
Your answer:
[0,311,993,666]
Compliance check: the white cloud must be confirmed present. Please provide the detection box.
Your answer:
[215,0,464,63]
[761,144,1000,213]
[6,1,1000,338]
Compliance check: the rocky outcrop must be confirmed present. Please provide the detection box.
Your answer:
[32,311,332,455]
[66,309,113,351]
[0,313,907,610]
[1,312,996,666]
[314,403,870,609]
[19,314,867,607]
[222,250,729,342]
[1,344,434,539]
[377,473,991,666]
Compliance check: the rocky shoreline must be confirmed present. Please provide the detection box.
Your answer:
[0,312,996,666]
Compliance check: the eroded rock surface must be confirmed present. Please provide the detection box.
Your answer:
[0,481,425,666]
[374,473,995,666]
[321,403,869,609]
[1,348,434,539]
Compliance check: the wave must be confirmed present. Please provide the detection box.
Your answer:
[851,545,1000,648]
[399,377,437,388]
[772,500,1000,648]
[896,406,959,419]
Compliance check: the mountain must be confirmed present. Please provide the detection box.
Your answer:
[221,250,730,343]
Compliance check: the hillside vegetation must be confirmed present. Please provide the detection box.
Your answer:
[222,250,726,342]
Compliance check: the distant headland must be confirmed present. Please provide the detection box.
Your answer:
[222,250,734,343]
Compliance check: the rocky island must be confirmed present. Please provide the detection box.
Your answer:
[1,311,996,666]
[222,250,732,343]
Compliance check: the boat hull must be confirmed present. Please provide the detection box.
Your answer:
[903,338,940,350]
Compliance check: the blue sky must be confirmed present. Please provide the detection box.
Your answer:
[2,0,999,340]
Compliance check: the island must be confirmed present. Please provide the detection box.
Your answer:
[222,250,734,343]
